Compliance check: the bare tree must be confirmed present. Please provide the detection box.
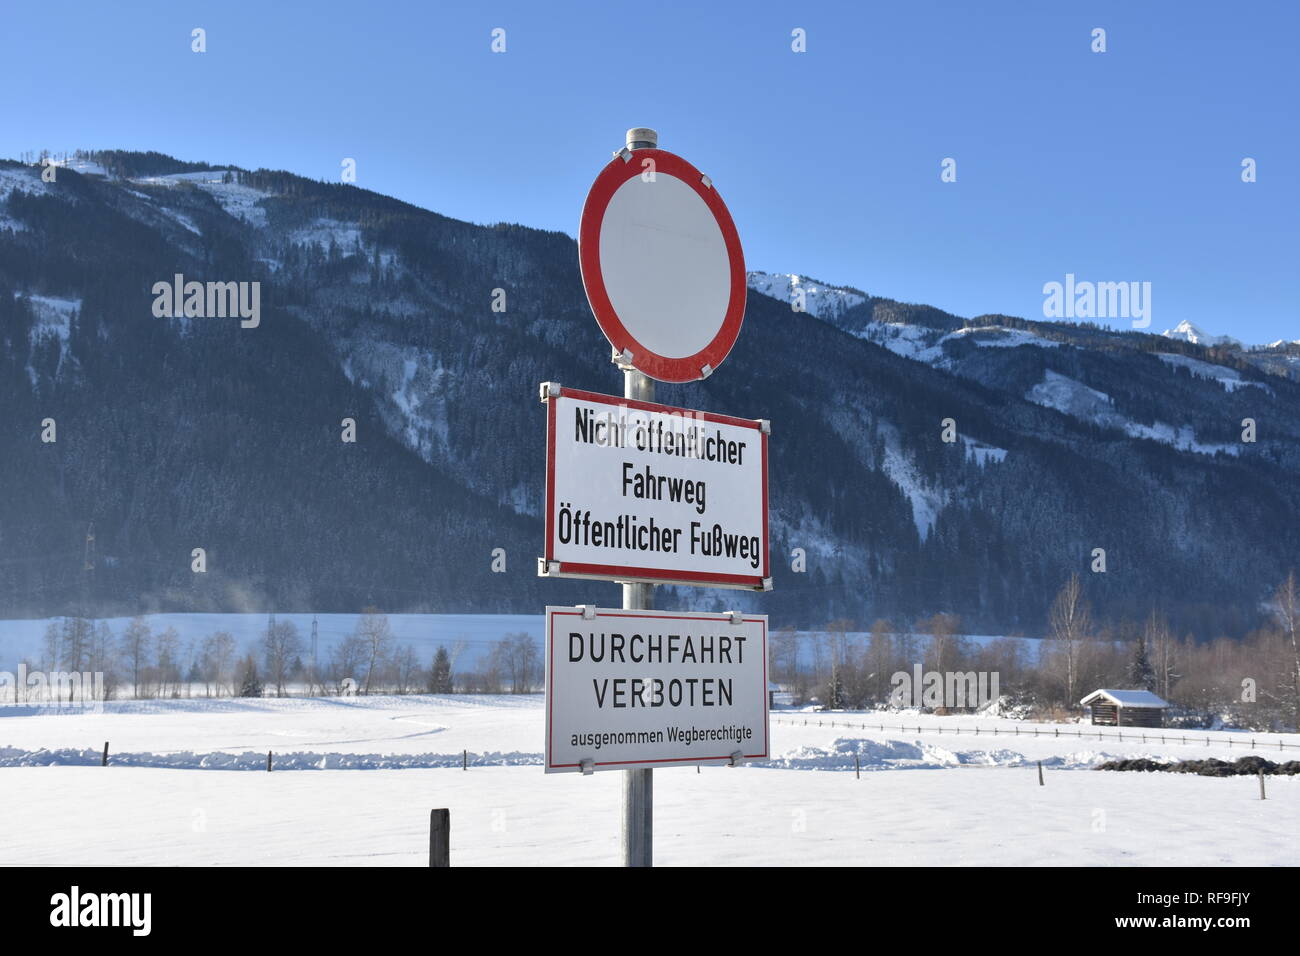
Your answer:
[1047,573,1093,709]
[90,621,119,700]
[355,608,393,694]
[120,616,153,699]
[63,617,92,675]
[919,613,965,675]
[263,620,303,697]
[41,620,64,675]
[770,626,799,690]
[43,618,91,702]
[477,644,505,694]
[155,626,181,698]
[201,631,237,696]
[392,644,421,695]
[822,618,856,709]
[1272,569,1300,726]
[865,619,897,704]
[496,633,541,694]
[1144,611,1179,700]
[329,634,368,694]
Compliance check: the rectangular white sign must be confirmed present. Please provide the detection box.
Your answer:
[544,606,770,773]
[541,385,770,590]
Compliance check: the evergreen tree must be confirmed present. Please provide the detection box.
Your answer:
[1127,637,1155,691]
[236,654,264,698]
[824,665,846,711]
[428,646,453,694]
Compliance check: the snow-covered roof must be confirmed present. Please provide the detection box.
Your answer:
[1079,688,1170,708]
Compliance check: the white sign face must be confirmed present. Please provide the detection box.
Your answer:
[544,606,769,773]
[598,174,731,360]
[542,386,770,590]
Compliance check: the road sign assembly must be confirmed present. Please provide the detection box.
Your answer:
[543,128,768,865]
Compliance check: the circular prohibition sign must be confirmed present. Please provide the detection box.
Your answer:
[578,148,746,383]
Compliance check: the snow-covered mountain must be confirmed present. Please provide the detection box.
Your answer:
[745,271,866,321]
[746,268,1299,390]
[1160,319,1242,348]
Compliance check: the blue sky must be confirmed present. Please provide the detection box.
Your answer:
[2,0,1296,343]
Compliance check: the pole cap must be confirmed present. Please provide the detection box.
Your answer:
[626,128,659,150]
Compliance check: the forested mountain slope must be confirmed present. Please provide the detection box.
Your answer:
[1,151,1297,637]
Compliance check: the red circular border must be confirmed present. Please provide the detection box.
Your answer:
[579,149,746,383]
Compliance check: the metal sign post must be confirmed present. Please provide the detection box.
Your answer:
[617,136,658,868]
[621,364,654,868]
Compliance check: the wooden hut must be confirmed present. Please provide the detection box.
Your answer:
[1079,689,1170,727]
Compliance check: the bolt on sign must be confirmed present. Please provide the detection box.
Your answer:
[539,384,770,591]
[545,606,769,773]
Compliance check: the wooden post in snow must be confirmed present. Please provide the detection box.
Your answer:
[101,741,109,766]
[429,808,450,866]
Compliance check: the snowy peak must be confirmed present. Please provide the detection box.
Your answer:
[746,271,866,321]
[1160,319,1240,348]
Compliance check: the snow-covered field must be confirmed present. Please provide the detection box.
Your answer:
[1,696,1294,866]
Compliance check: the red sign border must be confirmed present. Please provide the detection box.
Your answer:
[545,607,770,772]
[544,386,769,590]
[578,149,747,384]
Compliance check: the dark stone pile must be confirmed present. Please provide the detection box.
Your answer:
[1096,755,1300,776]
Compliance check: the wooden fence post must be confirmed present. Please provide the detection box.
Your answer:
[1037,761,1044,787]
[267,751,272,772]
[101,741,109,766]
[855,754,860,780]
[1259,772,1266,801]
[429,808,450,866]
[462,749,467,771]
